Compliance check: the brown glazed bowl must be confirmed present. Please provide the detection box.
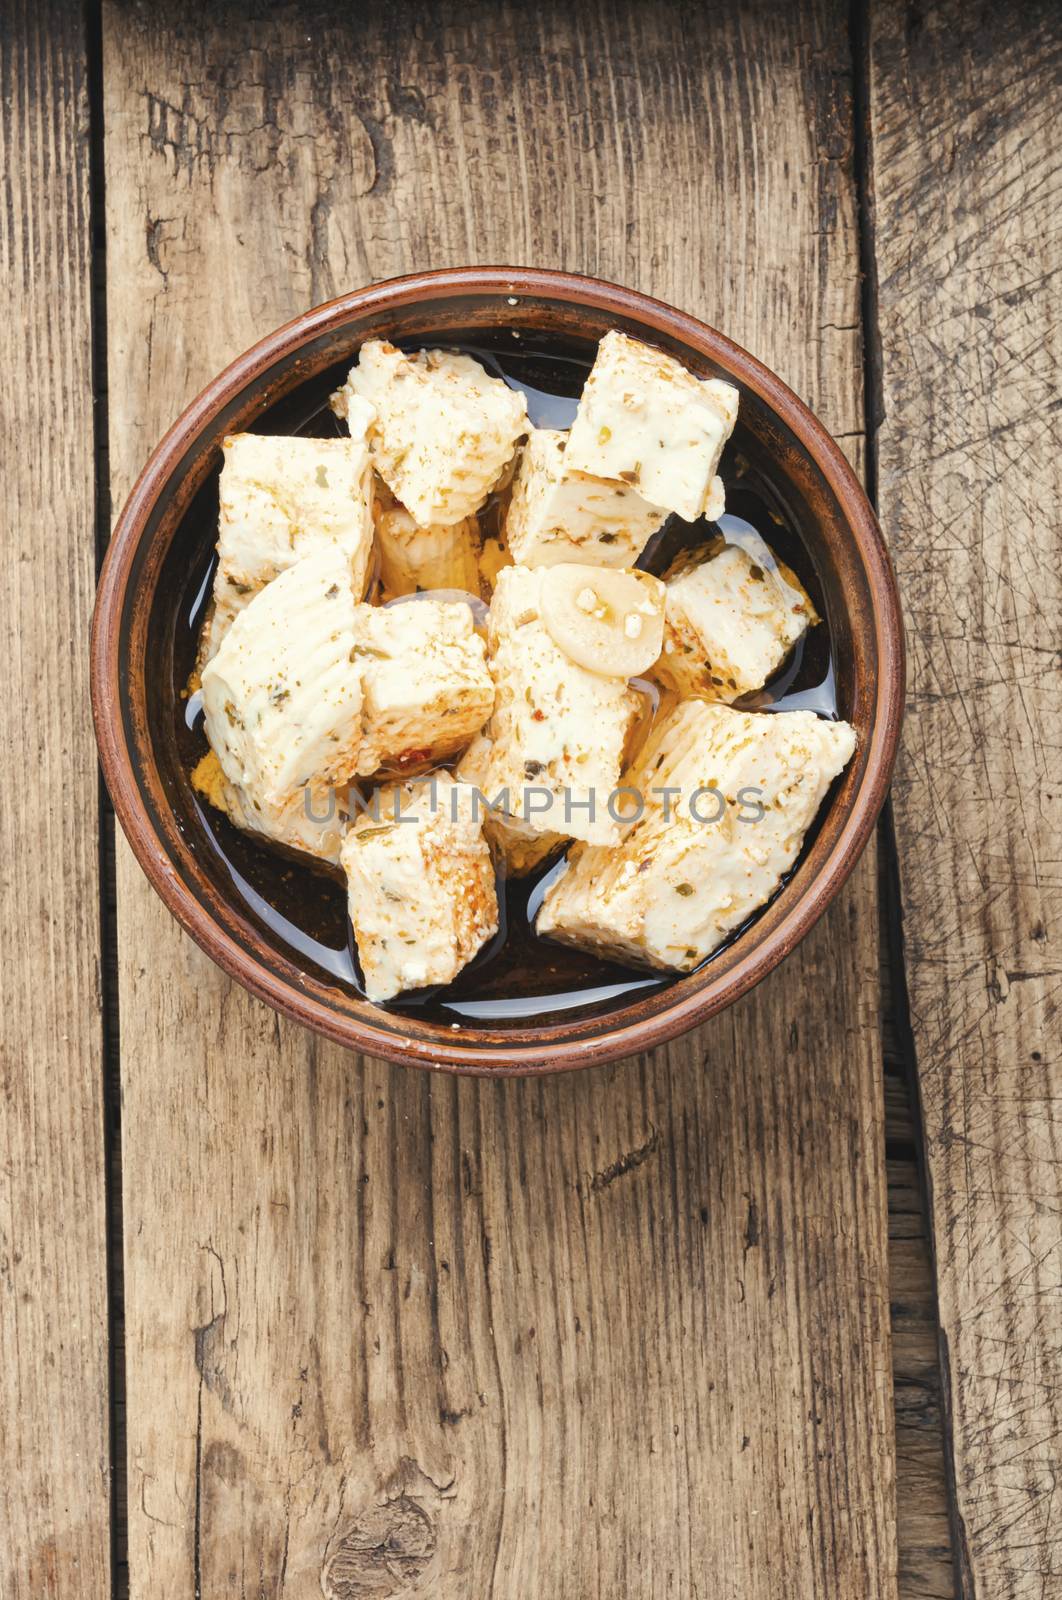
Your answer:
[92,267,904,1074]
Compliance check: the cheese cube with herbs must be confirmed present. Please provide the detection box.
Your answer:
[203,406,376,662]
[191,749,349,866]
[351,598,494,776]
[504,427,668,568]
[655,534,816,700]
[341,774,498,1001]
[537,701,856,972]
[374,492,484,601]
[455,734,565,876]
[565,331,739,522]
[480,565,640,846]
[334,341,527,527]
[202,549,364,812]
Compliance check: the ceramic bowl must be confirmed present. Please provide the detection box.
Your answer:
[91,267,904,1073]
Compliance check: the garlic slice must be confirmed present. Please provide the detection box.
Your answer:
[540,563,666,679]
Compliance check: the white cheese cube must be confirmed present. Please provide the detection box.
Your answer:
[537,701,856,971]
[351,598,494,776]
[204,411,376,661]
[191,750,349,866]
[655,534,816,700]
[374,493,484,601]
[202,549,364,812]
[480,565,639,846]
[565,331,739,522]
[504,428,668,568]
[455,735,564,876]
[335,341,527,527]
[341,773,498,1001]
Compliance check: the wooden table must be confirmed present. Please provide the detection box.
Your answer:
[2,2,1057,1595]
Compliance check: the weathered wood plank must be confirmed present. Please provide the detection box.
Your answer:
[869,3,1062,1595]
[0,1,111,1594]
[104,3,895,1595]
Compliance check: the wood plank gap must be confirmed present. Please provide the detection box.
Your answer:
[852,4,957,1593]
[882,797,965,1597]
[849,0,884,506]
[86,1,128,1593]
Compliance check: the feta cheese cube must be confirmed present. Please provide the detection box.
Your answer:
[537,701,856,972]
[504,428,667,568]
[655,534,817,700]
[374,491,484,601]
[480,565,639,846]
[335,341,527,527]
[351,598,494,776]
[565,331,739,522]
[341,773,498,1000]
[202,548,364,811]
[204,410,376,661]
[455,735,564,876]
[191,749,349,866]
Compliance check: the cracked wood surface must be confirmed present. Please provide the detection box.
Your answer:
[869,4,1062,1597]
[102,1,898,1595]
[0,2,110,1595]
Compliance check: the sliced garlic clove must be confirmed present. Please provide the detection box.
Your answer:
[540,563,666,678]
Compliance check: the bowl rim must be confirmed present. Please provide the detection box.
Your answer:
[91,265,905,1075]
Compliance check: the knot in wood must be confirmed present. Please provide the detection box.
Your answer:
[321,1496,435,1597]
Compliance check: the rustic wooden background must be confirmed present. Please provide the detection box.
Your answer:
[1,1,1057,1597]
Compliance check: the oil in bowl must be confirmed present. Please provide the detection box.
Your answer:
[171,329,840,1030]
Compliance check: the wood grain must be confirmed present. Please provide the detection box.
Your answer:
[103,3,896,1594]
[0,2,111,1594]
[869,3,1062,1595]
[887,1111,956,1598]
